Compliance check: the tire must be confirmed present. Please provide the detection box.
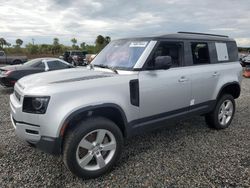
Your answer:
[63,117,123,179]
[12,60,22,65]
[205,94,235,129]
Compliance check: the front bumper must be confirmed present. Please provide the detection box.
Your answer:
[10,93,62,155]
[10,115,62,155]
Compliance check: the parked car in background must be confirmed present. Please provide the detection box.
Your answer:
[241,54,250,67]
[243,64,250,78]
[59,50,88,66]
[85,54,97,64]
[0,58,74,87]
[0,51,27,65]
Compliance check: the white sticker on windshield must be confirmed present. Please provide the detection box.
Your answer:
[129,41,148,47]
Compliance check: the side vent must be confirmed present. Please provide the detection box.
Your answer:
[129,79,139,106]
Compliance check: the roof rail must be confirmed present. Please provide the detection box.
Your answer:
[178,32,229,38]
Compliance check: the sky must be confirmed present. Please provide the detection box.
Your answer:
[0,0,250,47]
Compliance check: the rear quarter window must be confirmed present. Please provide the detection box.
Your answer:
[227,42,238,61]
[215,43,229,61]
[214,41,238,63]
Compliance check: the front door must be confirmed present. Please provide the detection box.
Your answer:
[138,41,192,119]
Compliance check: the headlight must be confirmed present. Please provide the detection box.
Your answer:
[23,96,50,114]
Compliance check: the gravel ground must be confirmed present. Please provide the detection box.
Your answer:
[0,79,250,187]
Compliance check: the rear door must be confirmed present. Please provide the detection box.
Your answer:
[138,41,192,119]
[188,41,221,105]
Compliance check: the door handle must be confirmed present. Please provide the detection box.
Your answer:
[212,72,219,77]
[178,76,188,82]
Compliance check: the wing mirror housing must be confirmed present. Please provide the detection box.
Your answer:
[154,56,172,70]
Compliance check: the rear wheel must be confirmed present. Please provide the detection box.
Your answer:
[205,94,235,129]
[12,60,22,65]
[63,117,123,179]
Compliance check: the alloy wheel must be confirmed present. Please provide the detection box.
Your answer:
[76,129,117,171]
[218,99,234,126]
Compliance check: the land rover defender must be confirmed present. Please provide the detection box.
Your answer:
[10,32,242,178]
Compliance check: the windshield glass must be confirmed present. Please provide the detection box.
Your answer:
[71,51,86,56]
[23,59,42,67]
[92,40,149,69]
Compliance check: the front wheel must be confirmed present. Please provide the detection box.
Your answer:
[63,117,123,179]
[205,94,235,129]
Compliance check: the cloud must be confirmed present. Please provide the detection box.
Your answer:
[0,0,249,46]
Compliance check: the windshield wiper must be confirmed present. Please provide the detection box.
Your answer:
[93,64,118,74]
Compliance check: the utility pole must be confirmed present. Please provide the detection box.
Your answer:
[32,38,35,45]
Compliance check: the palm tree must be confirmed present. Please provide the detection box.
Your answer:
[0,38,7,49]
[71,38,77,46]
[105,36,111,44]
[53,38,59,46]
[16,39,23,47]
[80,42,86,50]
[95,35,105,46]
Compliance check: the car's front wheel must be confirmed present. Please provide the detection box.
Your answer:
[205,94,235,129]
[63,117,123,179]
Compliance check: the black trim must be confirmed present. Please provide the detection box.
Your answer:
[64,103,128,125]
[51,75,113,84]
[12,117,40,127]
[34,136,62,155]
[216,81,241,99]
[129,79,140,106]
[178,32,229,38]
[127,100,216,136]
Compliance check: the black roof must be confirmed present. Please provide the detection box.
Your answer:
[120,32,235,42]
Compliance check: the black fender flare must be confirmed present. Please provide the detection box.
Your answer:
[216,81,241,100]
[60,103,128,137]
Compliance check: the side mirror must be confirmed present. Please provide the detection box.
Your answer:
[154,56,172,70]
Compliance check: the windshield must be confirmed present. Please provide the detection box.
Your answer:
[92,40,149,69]
[23,59,42,67]
[71,51,87,56]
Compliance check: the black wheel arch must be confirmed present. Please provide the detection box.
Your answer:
[59,103,128,153]
[216,81,241,100]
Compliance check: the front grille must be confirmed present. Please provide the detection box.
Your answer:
[14,90,21,101]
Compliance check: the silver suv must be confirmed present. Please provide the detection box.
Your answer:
[10,32,242,179]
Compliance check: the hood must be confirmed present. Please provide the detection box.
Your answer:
[17,67,115,90]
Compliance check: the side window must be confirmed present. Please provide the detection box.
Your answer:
[191,43,210,64]
[215,43,229,61]
[47,61,68,69]
[36,62,45,69]
[0,52,5,56]
[226,42,238,62]
[147,42,182,69]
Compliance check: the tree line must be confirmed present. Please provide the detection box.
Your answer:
[0,35,111,56]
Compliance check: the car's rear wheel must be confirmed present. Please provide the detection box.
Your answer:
[12,60,22,65]
[205,94,235,129]
[63,117,123,179]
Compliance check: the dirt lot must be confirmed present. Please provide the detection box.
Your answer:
[0,79,250,187]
